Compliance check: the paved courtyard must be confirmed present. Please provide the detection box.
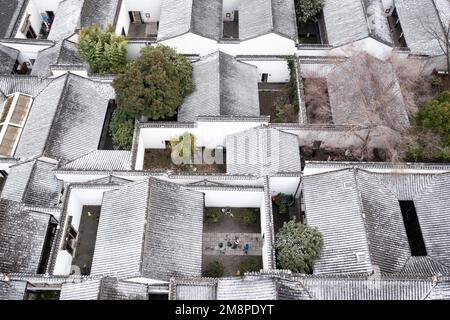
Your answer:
[203,232,262,256]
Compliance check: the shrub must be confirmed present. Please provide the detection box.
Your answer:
[415,91,450,146]
[78,24,128,74]
[274,193,294,214]
[287,57,300,113]
[109,109,135,150]
[274,102,298,123]
[112,45,194,120]
[237,257,262,276]
[205,208,224,224]
[275,221,323,274]
[239,209,258,226]
[205,260,224,278]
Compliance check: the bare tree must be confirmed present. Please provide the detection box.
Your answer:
[390,53,435,115]
[419,15,450,75]
[312,53,410,161]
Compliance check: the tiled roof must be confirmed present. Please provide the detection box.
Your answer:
[226,126,301,175]
[60,277,149,300]
[395,0,445,56]
[327,54,409,129]
[80,0,120,30]
[1,159,60,207]
[239,0,297,41]
[0,76,52,97]
[0,44,19,75]
[91,178,204,281]
[158,0,222,41]
[14,74,114,162]
[0,200,52,274]
[178,51,260,122]
[0,280,27,300]
[47,0,84,42]
[171,278,217,300]
[0,0,24,38]
[216,278,277,300]
[31,40,86,78]
[303,167,450,276]
[60,151,132,171]
[170,274,450,300]
[323,0,370,45]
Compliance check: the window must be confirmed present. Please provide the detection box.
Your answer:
[0,93,33,157]
[399,200,427,256]
[61,216,78,256]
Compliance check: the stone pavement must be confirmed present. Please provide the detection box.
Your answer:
[203,233,263,256]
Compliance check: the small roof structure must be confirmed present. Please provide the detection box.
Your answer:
[0,0,25,38]
[158,0,222,41]
[323,0,392,46]
[327,53,409,130]
[60,277,150,300]
[170,273,450,300]
[5,73,114,162]
[239,0,297,41]
[178,51,260,122]
[60,150,132,171]
[303,166,450,276]
[1,159,60,207]
[0,280,27,300]
[226,126,301,175]
[80,0,121,30]
[0,44,18,75]
[0,199,54,274]
[90,178,205,281]
[394,0,446,56]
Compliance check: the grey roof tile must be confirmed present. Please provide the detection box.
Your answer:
[303,167,450,276]
[91,178,204,281]
[178,51,260,122]
[60,151,132,171]
[0,44,19,75]
[1,159,60,207]
[158,0,222,41]
[0,0,24,38]
[239,0,297,40]
[216,278,277,300]
[226,126,301,175]
[0,200,51,274]
[15,74,114,162]
[80,0,120,30]
[395,0,445,56]
[0,281,27,300]
[48,0,84,42]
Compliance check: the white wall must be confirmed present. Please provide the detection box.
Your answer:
[240,59,290,83]
[269,176,301,196]
[115,0,131,36]
[66,188,111,230]
[53,250,73,276]
[124,0,162,22]
[135,119,267,170]
[202,189,264,208]
[160,33,218,56]
[0,41,51,65]
[15,0,60,39]
[220,34,296,56]
[223,0,240,21]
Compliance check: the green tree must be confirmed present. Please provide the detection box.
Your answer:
[77,24,128,74]
[275,220,323,274]
[109,109,135,150]
[112,45,195,120]
[294,0,325,24]
[415,91,450,146]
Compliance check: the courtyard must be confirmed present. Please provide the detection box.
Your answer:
[258,83,297,123]
[202,207,263,277]
[144,147,226,173]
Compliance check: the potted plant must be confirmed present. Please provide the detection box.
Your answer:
[273,193,294,214]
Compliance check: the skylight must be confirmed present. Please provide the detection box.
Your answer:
[0,93,33,157]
